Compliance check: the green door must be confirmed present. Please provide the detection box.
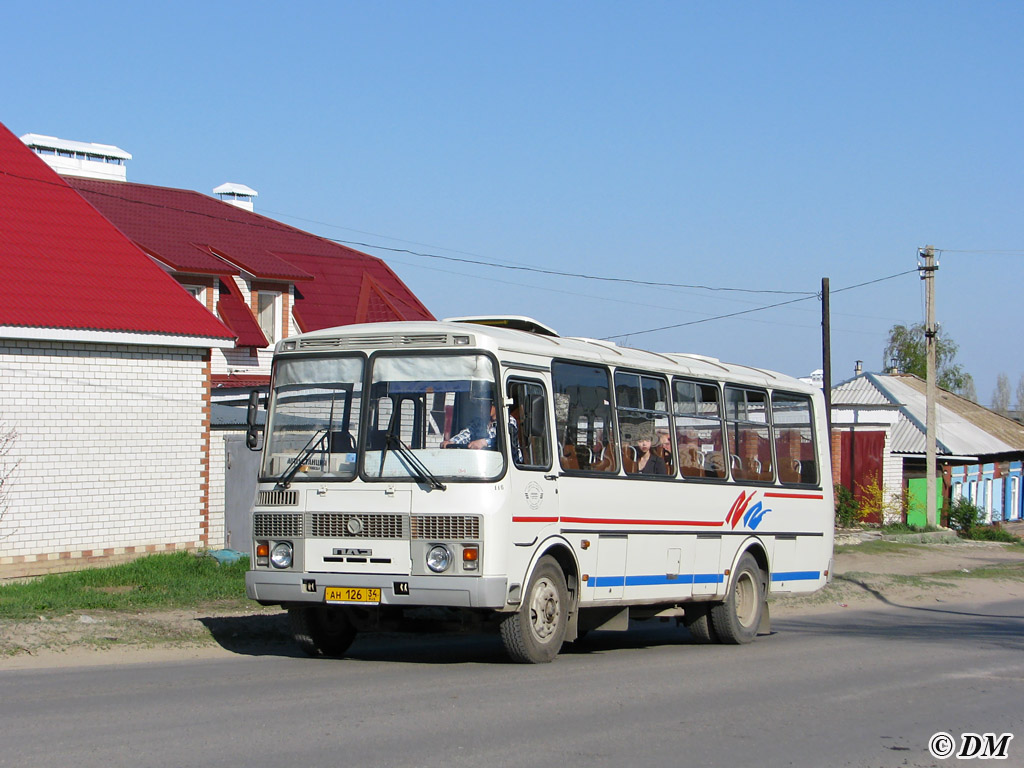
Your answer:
[907,477,943,528]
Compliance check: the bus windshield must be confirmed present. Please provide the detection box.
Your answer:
[363,353,503,482]
[261,356,364,483]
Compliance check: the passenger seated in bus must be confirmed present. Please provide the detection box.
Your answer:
[630,428,667,476]
[442,404,523,463]
[443,404,497,450]
[655,428,674,474]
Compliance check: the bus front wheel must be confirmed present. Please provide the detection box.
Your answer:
[289,606,357,658]
[500,556,569,663]
[710,553,765,644]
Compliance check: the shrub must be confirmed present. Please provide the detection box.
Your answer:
[947,497,983,538]
[881,521,939,534]
[834,483,861,528]
[970,526,1023,544]
[856,479,904,525]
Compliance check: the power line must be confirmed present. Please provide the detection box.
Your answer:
[934,248,1024,255]
[2,168,819,298]
[602,269,917,340]
[336,239,816,296]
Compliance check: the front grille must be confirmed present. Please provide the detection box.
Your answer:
[256,490,298,507]
[411,514,480,540]
[298,333,453,351]
[310,513,407,539]
[253,512,303,538]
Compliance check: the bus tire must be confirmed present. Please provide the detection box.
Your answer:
[289,606,357,658]
[710,553,765,644]
[500,556,569,663]
[682,604,718,644]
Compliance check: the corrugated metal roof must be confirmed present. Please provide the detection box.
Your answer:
[832,372,1024,456]
[0,121,234,342]
[216,279,268,348]
[69,178,435,331]
[832,376,890,405]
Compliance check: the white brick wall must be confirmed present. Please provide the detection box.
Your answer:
[0,340,211,571]
[208,432,227,548]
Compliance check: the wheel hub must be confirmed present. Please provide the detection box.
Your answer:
[530,577,560,640]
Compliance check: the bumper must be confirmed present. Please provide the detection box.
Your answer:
[246,569,509,609]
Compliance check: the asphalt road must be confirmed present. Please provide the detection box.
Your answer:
[2,598,1022,768]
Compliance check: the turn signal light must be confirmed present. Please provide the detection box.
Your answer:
[256,542,269,566]
[462,545,479,570]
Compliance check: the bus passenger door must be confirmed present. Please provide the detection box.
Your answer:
[505,377,559,544]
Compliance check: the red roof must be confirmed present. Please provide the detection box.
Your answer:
[217,278,268,348]
[69,178,434,331]
[212,373,271,389]
[0,122,234,342]
[281,251,435,330]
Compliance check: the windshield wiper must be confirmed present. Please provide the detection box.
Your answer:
[385,433,447,491]
[276,429,329,490]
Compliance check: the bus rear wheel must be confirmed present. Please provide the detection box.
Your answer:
[681,604,718,644]
[289,606,357,658]
[710,553,765,644]
[500,556,569,663]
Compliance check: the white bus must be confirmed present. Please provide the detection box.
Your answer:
[245,316,834,663]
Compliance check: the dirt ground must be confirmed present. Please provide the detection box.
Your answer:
[2,538,1022,670]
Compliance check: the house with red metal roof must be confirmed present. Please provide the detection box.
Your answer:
[0,121,237,577]
[64,175,434,395]
[12,128,434,559]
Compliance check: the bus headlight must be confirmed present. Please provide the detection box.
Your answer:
[426,545,452,573]
[270,542,293,569]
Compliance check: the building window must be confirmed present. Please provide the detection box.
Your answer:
[183,285,206,305]
[258,291,281,344]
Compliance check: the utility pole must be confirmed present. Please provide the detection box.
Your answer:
[919,246,938,527]
[821,277,832,437]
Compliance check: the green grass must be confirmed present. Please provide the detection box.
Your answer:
[930,562,1024,581]
[0,552,250,620]
[880,522,942,534]
[966,527,1024,544]
[833,540,928,556]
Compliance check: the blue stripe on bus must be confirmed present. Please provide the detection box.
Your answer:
[770,571,820,581]
[588,573,725,588]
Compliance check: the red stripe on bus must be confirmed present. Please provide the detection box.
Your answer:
[764,492,824,500]
[559,516,725,527]
[512,517,559,523]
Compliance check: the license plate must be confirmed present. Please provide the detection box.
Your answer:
[324,586,381,605]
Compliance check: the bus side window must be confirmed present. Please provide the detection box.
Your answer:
[673,378,725,480]
[771,392,818,486]
[552,362,618,474]
[507,379,551,470]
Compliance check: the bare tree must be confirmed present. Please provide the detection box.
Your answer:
[992,373,1011,415]
[1016,374,1024,416]
[961,377,978,404]
[0,419,16,531]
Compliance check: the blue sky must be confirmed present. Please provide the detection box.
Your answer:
[5,1,1022,401]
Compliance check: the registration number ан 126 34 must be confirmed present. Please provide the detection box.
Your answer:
[324,586,381,605]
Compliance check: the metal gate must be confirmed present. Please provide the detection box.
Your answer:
[224,433,260,551]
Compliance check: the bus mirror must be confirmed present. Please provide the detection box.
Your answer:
[246,390,262,451]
